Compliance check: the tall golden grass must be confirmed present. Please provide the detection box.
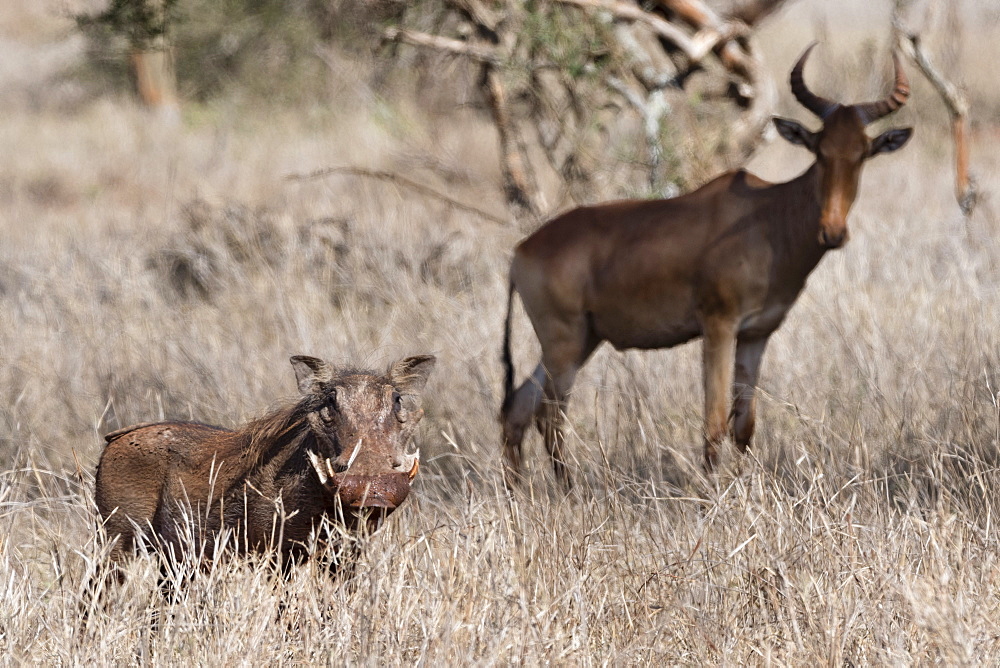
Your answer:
[2,0,1000,663]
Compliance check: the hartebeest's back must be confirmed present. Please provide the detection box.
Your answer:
[501,44,912,484]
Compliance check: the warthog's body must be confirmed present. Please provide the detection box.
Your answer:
[95,355,435,572]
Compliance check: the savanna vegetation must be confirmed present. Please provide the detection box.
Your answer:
[2,0,1000,663]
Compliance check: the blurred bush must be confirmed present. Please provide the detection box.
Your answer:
[76,0,389,103]
[76,0,179,49]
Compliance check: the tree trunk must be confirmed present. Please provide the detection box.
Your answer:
[129,45,179,112]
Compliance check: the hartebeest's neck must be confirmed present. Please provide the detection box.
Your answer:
[773,163,833,282]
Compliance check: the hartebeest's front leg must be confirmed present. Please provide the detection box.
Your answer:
[731,336,769,452]
[701,317,738,470]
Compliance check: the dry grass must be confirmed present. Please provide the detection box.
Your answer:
[3,0,1000,664]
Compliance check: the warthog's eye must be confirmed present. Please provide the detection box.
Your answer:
[320,390,337,423]
[392,390,407,422]
[319,406,333,423]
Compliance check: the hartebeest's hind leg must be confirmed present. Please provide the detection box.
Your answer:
[731,336,769,452]
[701,317,738,471]
[534,319,602,489]
[501,364,547,486]
[501,360,583,490]
[501,310,599,489]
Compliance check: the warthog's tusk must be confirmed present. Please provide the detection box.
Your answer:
[396,449,420,480]
[325,458,335,479]
[345,438,362,472]
[306,450,328,485]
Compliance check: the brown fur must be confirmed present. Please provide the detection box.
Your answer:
[94,355,435,574]
[500,47,913,482]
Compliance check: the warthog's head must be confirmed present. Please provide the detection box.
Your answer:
[290,354,436,530]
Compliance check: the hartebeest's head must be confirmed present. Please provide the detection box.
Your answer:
[290,354,436,523]
[773,44,913,249]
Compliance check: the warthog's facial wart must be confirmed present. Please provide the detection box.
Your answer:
[292,354,436,527]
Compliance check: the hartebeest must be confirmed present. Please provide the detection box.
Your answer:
[500,45,912,483]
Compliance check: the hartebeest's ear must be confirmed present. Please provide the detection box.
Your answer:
[389,355,437,395]
[868,127,913,157]
[773,117,818,152]
[290,355,334,394]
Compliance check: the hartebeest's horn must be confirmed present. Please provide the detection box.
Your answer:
[854,51,910,125]
[790,43,839,119]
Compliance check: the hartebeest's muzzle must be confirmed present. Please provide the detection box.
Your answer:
[818,179,854,249]
[818,226,848,249]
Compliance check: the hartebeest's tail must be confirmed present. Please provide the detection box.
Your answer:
[501,278,516,412]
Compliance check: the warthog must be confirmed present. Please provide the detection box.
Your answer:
[94,354,436,577]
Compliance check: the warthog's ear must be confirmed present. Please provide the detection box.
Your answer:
[290,355,334,394]
[389,355,437,395]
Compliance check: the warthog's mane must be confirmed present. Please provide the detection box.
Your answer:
[234,399,317,477]
[233,367,392,476]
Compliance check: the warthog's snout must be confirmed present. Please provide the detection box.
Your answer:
[307,448,419,512]
[334,472,413,509]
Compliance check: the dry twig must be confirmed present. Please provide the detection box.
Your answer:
[285,166,508,225]
[382,27,499,64]
[555,0,747,64]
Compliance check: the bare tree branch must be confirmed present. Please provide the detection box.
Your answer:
[896,33,967,117]
[612,22,678,91]
[446,0,501,36]
[554,0,745,63]
[385,7,541,219]
[382,26,500,63]
[725,0,792,25]
[655,0,788,31]
[608,76,673,190]
[484,66,541,218]
[654,0,759,89]
[895,29,977,216]
[654,0,724,30]
[383,0,788,217]
[284,166,509,225]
